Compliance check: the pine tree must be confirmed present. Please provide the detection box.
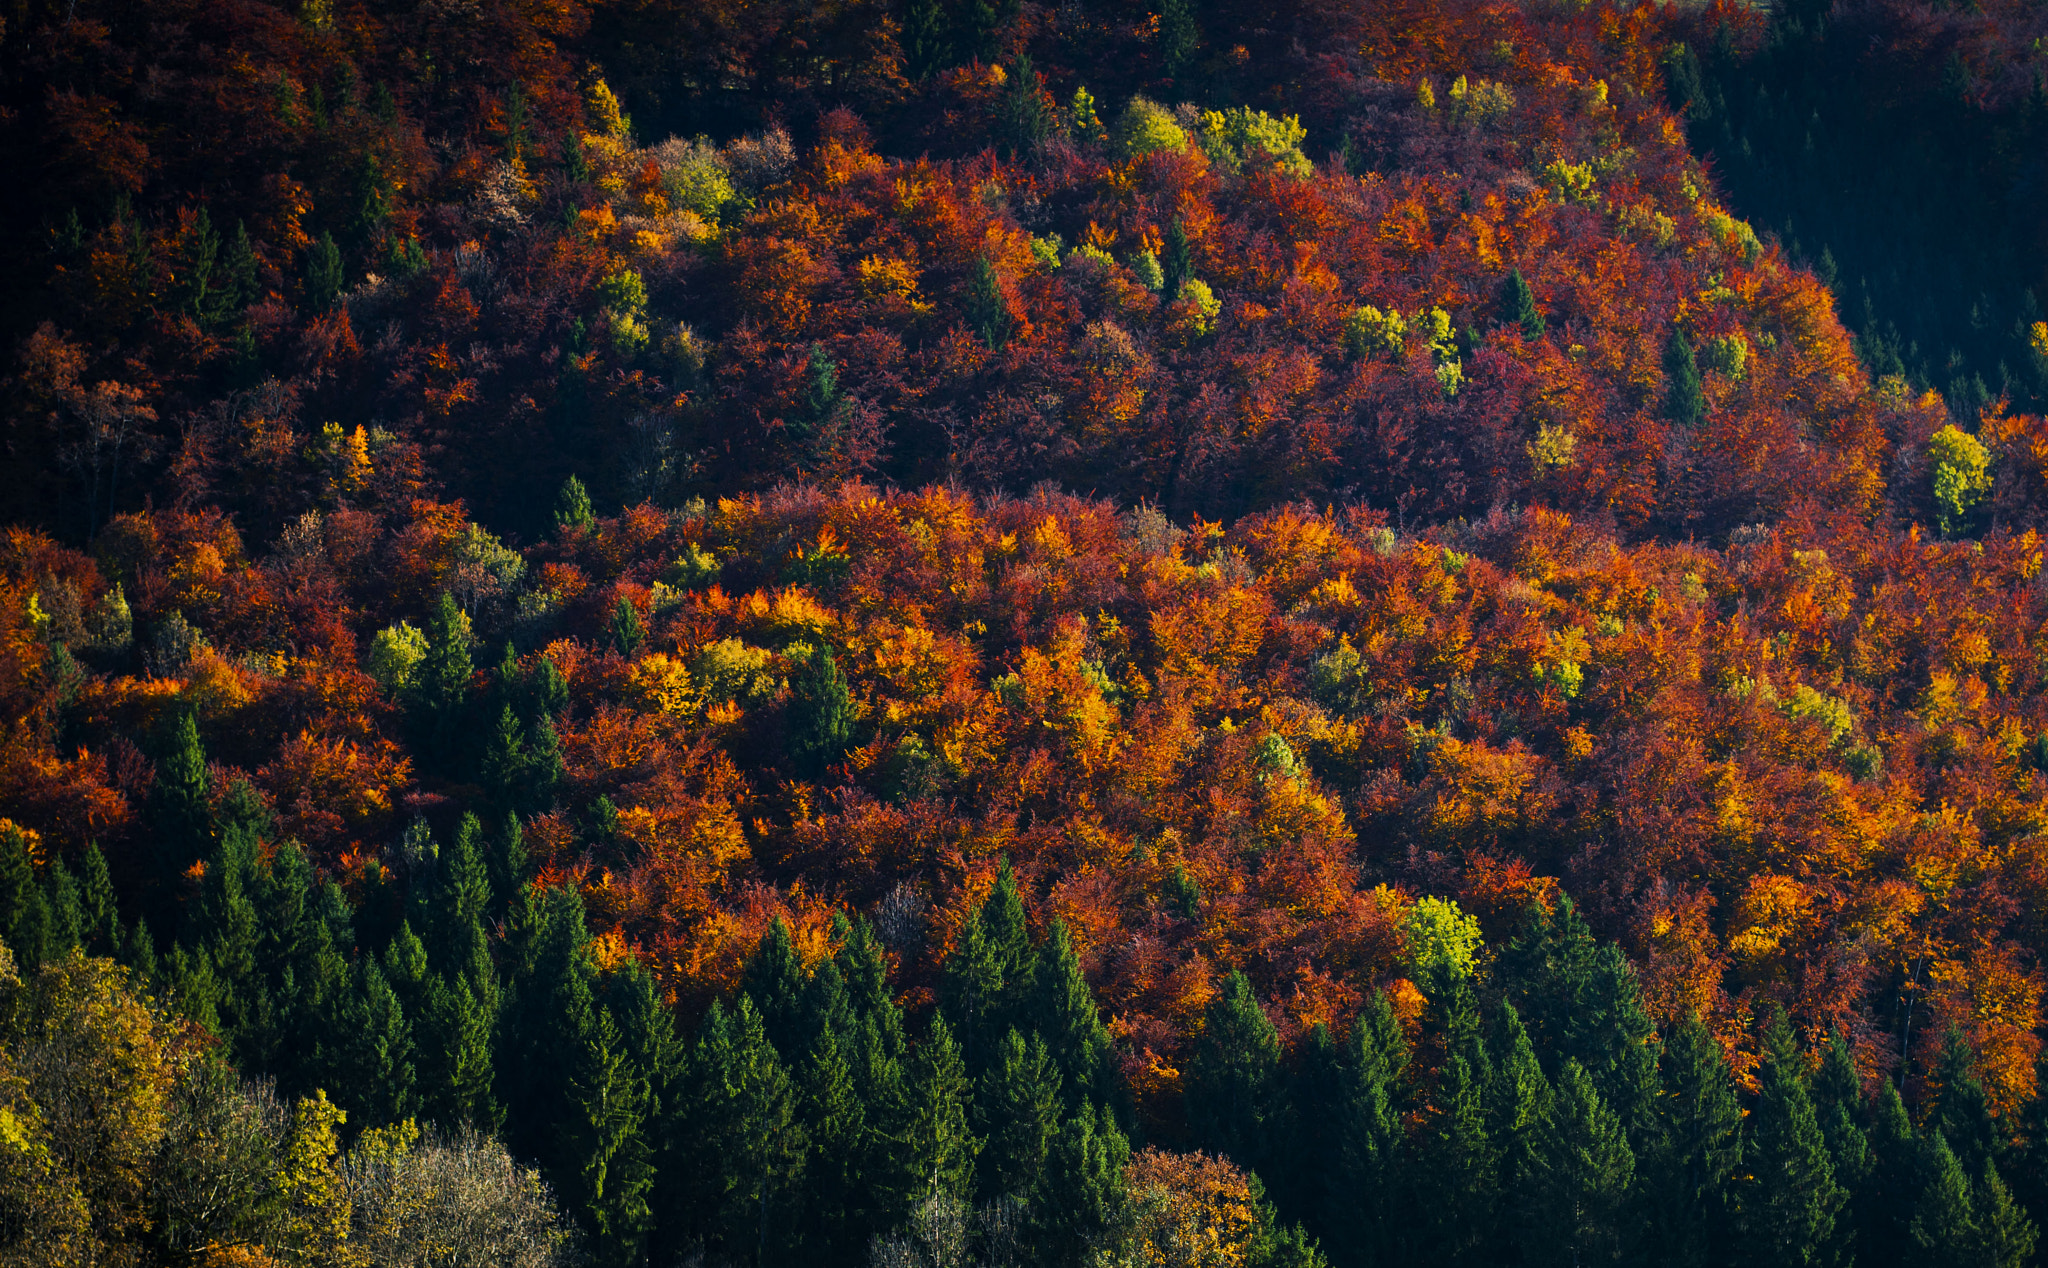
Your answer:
[1501,268,1546,340]
[1412,1052,1494,1265]
[1326,990,1407,1265]
[222,220,259,313]
[500,884,599,1192]
[1029,1104,1131,1267]
[798,955,858,1058]
[1575,946,1661,1146]
[1974,1158,2037,1268]
[1497,896,1599,1077]
[1161,218,1194,304]
[1665,327,1707,427]
[1910,1131,1980,1258]
[0,823,42,962]
[608,595,644,658]
[420,973,499,1131]
[800,342,844,443]
[788,643,855,780]
[1810,1029,1872,1266]
[413,592,474,771]
[675,996,809,1262]
[490,811,529,910]
[336,958,419,1127]
[569,1004,655,1267]
[1863,1080,1920,1268]
[1527,1058,1636,1267]
[1187,970,1280,1173]
[982,860,1034,1011]
[40,856,82,960]
[258,841,348,1096]
[901,0,950,79]
[796,1020,866,1258]
[1487,1001,1551,1263]
[975,1028,1063,1199]
[1031,919,1113,1114]
[304,231,343,310]
[192,818,267,1064]
[556,474,596,532]
[966,256,1009,350]
[903,1015,979,1204]
[78,842,120,955]
[1280,1022,1345,1234]
[745,916,809,1059]
[149,707,213,887]
[1742,1011,1847,1268]
[1646,1012,1742,1268]
[1927,1025,2001,1176]
[480,706,528,813]
[997,55,1053,155]
[941,904,1004,1081]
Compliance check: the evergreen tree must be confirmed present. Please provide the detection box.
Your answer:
[1031,919,1113,1113]
[901,0,950,79]
[419,972,499,1131]
[191,818,267,1064]
[418,812,493,983]
[500,884,600,1192]
[744,915,809,1059]
[1497,896,1599,1077]
[903,1015,978,1204]
[1029,1105,1131,1267]
[222,220,259,313]
[1501,268,1546,340]
[796,1020,866,1259]
[480,706,527,812]
[1665,327,1707,427]
[608,594,645,658]
[1575,946,1661,1146]
[1326,990,1407,1264]
[941,901,1004,1077]
[1974,1158,2038,1268]
[257,841,348,1096]
[490,811,529,912]
[966,255,1009,350]
[1927,1024,2001,1176]
[304,231,343,310]
[1742,1011,1847,1268]
[380,919,430,1017]
[0,823,45,963]
[1412,1052,1494,1266]
[982,859,1034,1011]
[148,707,213,887]
[1810,1029,1872,1266]
[412,592,474,771]
[1910,1131,1980,1258]
[1160,0,1200,80]
[975,1028,1062,1199]
[1646,1013,1742,1268]
[788,643,855,779]
[78,842,120,955]
[1161,218,1194,304]
[800,342,844,443]
[335,958,418,1127]
[1863,1080,1920,1268]
[1527,1058,1636,1267]
[798,955,858,1058]
[1279,1021,1346,1232]
[997,55,1053,155]
[1186,970,1280,1173]
[677,996,808,1261]
[1486,1001,1551,1263]
[569,1004,655,1267]
[556,474,596,532]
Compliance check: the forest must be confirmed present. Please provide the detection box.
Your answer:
[2,0,2048,1263]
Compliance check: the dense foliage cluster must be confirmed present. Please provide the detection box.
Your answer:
[5,0,2048,1261]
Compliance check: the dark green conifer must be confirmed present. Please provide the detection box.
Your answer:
[608,595,644,658]
[304,231,343,311]
[1810,1029,1872,1265]
[1927,1024,2001,1176]
[1031,919,1113,1114]
[796,1020,866,1256]
[676,997,808,1261]
[1742,1011,1847,1268]
[1910,1131,1980,1258]
[1160,0,1199,80]
[1029,1104,1131,1267]
[570,1004,655,1267]
[1501,268,1546,340]
[789,643,855,779]
[149,708,213,885]
[1665,327,1707,427]
[420,973,499,1131]
[78,843,120,955]
[413,592,474,770]
[975,1028,1062,1199]
[1528,1058,1636,1266]
[556,474,595,532]
[1186,970,1280,1172]
[1486,1001,1551,1260]
[1974,1158,2037,1268]
[1161,218,1194,304]
[903,1015,978,1203]
[490,811,529,910]
[1863,1079,1920,1268]
[337,958,418,1127]
[1413,1052,1494,1265]
[1646,1012,1742,1268]
[1326,994,1406,1263]
[744,915,809,1058]
[966,256,1009,350]
[901,0,950,79]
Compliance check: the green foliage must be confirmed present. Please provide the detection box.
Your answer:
[555,474,596,532]
[966,256,1009,350]
[1930,423,1993,537]
[367,620,427,693]
[1741,1011,1847,1268]
[1501,268,1546,340]
[1665,327,1706,427]
[975,1028,1062,1198]
[608,595,645,658]
[1115,96,1189,158]
[304,232,343,311]
[1780,683,1853,747]
[1159,0,1199,80]
[1195,107,1312,176]
[1401,895,1484,985]
[1187,970,1280,1170]
[1344,305,1407,360]
[1528,1058,1635,1264]
[788,642,856,779]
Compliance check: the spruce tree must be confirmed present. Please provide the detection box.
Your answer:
[1281,1022,1346,1233]
[982,859,1034,1012]
[1412,1052,1494,1265]
[1327,992,1407,1266]
[1645,1013,1742,1268]
[609,594,645,658]
[1927,1025,2001,1176]
[1187,970,1280,1173]
[500,884,599,1191]
[798,955,858,1057]
[744,915,809,1059]
[490,810,529,911]
[258,841,348,1096]
[304,231,343,310]
[966,256,1009,350]
[335,958,419,1127]
[1501,268,1546,340]
[40,856,82,961]
[901,0,949,79]
[1575,945,1661,1147]
[569,1004,655,1267]
[0,824,43,963]
[556,474,596,532]
[1742,1011,1847,1268]
[788,643,855,779]
[1974,1158,2038,1268]
[975,1028,1063,1199]
[413,592,474,771]
[903,1015,978,1204]
[1031,919,1113,1113]
[1863,1080,1920,1268]
[1486,1001,1551,1263]
[78,842,120,955]
[149,708,213,887]
[1497,896,1599,1077]
[1810,1029,1872,1265]
[1665,327,1707,427]
[1528,1058,1636,1267]
[192,819,267,1064]
[676,996,809,1262]
[796,1020,866,1259]
[419,973,499,1131]
[1910,1131,1980,1258]
[480,706,527,812]
[941,904,1004,1077]
[1029,1105,1131,1267]
[1160,0,1199,80]
[1161,218,1194,304]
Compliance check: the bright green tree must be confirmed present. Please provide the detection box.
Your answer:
[903,1015,978,1203]
[556,474,596,531]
